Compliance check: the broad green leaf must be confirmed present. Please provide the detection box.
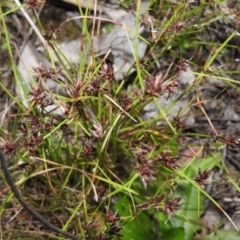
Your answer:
[202,230,240,240]
[114,196,154,240]
[170,152,222,240]
[161,227,185,240]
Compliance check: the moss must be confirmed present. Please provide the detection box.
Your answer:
[40,2,80,42]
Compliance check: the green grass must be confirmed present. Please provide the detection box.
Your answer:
[1,0,240,239]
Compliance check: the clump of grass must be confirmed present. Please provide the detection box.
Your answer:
[1,0,240,239]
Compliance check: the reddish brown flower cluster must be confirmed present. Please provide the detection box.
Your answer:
[85,77,108,95]
[195,168,211,188]
[124,4,137,13]
[18,113,54,152]
[106,211,122,238]
[64,63,115,120]
[32,66,62,82]
[144,72,181,98]
[177,134,190,145]
[201,142,212,157]
[132,141,180,188]
[25,135,43,152]
[94,211,122,240]
[173,116,184,129]
[135,156,156,189]
[165,196,181,220]
[99,62,114,81]
[60,124,72,137]
[25,0,40,11]
[165,78,181,97]
[137,195,165,211]
[144,73,164,97]
[29,84,55,108]
[81,139,97,159]
[42,30,57,42]
[25,114,53,134]
[177,59,189,72]
[137,194,181,220]
[155,152,180,170]
[118,95,133,111]
[214,130,240,150]
[65,79,84,99]
[2,140,17,156]
[170,20,187,35]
